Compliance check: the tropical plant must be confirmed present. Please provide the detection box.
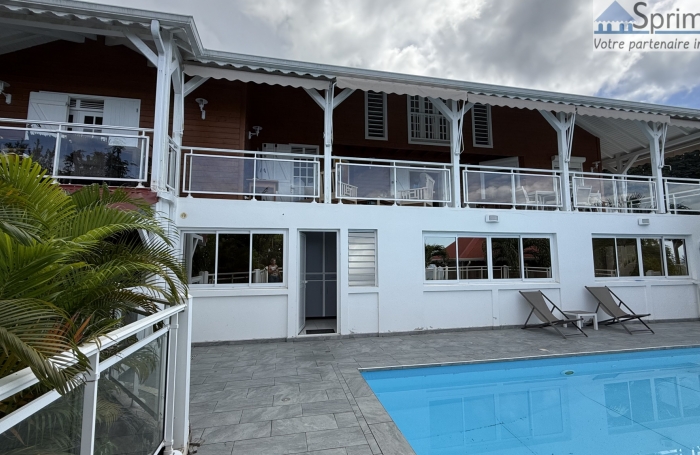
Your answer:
[0,154,186,452]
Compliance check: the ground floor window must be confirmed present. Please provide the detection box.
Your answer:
[184,231,284,286]
[592,236,688,278]
[424,234,553,282]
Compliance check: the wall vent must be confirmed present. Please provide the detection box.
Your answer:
[485,214,499,223]
[638,218,651,226]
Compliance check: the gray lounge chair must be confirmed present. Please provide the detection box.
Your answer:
[519,291,588,339]
[585,286,654,335]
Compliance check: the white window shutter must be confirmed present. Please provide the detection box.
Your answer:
[27,92,69,126]
[348,231,377,287]
[365,91,387,140]
[103,97,141,146]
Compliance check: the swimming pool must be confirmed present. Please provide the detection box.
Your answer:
[362,347,700,455]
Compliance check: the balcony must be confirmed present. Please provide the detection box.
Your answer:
[571,172,657,213]
[462,165,562,210]
[0,118,151,185]
[334,157,452,206]
[664,178,700,214]
[182,148,321,201]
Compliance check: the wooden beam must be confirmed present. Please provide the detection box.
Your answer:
[123,29,157,66]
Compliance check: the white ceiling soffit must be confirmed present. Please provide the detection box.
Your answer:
[576,106,670,123]
[184,64,329,91]
[0,4,150,28]
[467,93,575,113]
[335,76,470,101]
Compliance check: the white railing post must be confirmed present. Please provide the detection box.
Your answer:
[163,312,179,455]
[392,163,397,205]
[79,351,100,455]
[510,172,517,208]
[252,153,257,200]
[172,297,192,452]
[52,127,63,178]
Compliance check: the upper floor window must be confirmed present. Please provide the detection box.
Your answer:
[408,96,450,145]
[472,103,493,148]
[592,236,688,278]
[365,91,387,140]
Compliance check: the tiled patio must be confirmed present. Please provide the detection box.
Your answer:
[189,321,700,455]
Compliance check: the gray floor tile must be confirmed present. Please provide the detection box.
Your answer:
[345,445,373,455]
[302,399,353,416]
[246,383,300,399]
[195,442,234,455]
[231,433,307,455]
[274,374,323,384]
[334,412,360,428]
[202,421,271,444]
[299,380,343,392]
[240,404,303,423]
[225,378,275,390]
[273,390,328,406]
[190,401,217,415]
[344,377,373,398]
[326,388,347,401]
[306,427,368,451]
[355,396,391,425]
[214,396,274,412]
[369,422,416,455]
[191,410,243,429]
[271,414,338,436]
[305,450,347,455]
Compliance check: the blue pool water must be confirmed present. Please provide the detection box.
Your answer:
[362,348,700,455]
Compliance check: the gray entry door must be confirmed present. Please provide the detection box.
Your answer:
[303,232,337,318]
[298,232,307,334]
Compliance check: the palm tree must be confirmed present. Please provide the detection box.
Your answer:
[0,154,187,421]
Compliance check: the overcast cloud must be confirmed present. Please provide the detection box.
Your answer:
[86,0,700,108]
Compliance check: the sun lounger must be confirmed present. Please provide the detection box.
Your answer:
[585,286,654,335]
[519,291,588,339]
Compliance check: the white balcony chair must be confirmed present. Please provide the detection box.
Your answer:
[398,173,435,206]
[514,186,538,209]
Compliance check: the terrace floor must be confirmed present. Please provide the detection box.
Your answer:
[189,321,700,455]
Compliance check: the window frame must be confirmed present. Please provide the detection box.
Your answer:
[407,95,451,146]
[184,229,286,287]
[423,232,555,284]
[471,103,493,148]
[591,236,690,280]
[365,91,388,141]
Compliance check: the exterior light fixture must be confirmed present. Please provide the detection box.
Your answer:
[0,81,11,104]
[248,125,262,139]
[195,98,207,119]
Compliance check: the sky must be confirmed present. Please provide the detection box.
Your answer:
[85,0,700,108]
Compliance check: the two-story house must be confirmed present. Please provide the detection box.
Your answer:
[2,0,700,344]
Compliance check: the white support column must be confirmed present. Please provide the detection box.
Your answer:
[172,298,192,453]
[171,57,184,198]
[150,20,173,194]
[540,110,576,211]
[79,352,100,455]
[323,83,334,204]
[305,85,354,204]
[639,121,668,213]
[430,98,472,208]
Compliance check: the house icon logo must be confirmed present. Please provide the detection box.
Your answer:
[594,1,647,34]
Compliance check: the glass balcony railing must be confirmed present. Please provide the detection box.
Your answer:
[182,147,321,201]
[0,118,151,184]
[665,178,700,214]
[462,165,562,210]
[571,172,657,212]
[334,157,452,205]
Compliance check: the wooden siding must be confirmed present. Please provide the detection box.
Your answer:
[0,37,157,128]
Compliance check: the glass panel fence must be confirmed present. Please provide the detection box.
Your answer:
[665,179,700,213]
[0,126,58,173]
[183,149,320,201]
[572,173,656,212]
[0,385,85,454]
[94,335,168,455]
[462,166,561,210]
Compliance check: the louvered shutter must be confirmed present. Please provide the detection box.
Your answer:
[472,103,492,147]
[365,91,387,140]
[348,231,377,287]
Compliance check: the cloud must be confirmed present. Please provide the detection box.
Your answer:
[83,0,699,108]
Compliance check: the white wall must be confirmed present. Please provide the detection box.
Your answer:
[176,198,700,343]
